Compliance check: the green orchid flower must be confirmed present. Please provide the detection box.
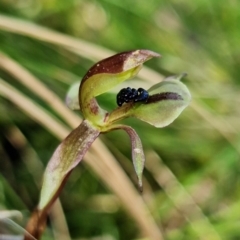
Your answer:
[25,50,191,240]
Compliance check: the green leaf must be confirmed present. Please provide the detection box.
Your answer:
[38,120,100,210]
[107,73,191,127]
[79,50,160,126]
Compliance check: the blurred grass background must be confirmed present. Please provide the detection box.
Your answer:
[0,0,240,239]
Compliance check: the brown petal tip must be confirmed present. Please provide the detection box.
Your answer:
[123,50,161,71]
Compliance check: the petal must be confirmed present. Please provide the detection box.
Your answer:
[79,50,160,126]
[107,73,191,127]
[132,74,191,127]
[65,81,81,110]
[103,124,145,190]
[39,120,100,210]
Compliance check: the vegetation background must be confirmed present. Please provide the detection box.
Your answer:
[0,0,240,239]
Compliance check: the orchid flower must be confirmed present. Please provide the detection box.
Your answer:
[25,50,191,240]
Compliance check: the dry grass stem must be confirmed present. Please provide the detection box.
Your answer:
[145,151,222,240]
[0,52,80,128]
[0,14,164,82]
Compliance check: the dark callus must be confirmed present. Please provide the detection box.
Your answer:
[117,87,149,106]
